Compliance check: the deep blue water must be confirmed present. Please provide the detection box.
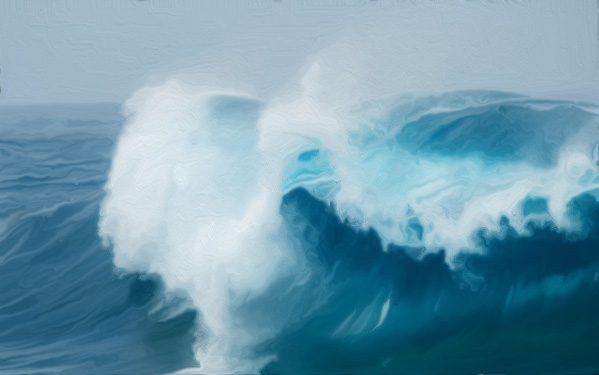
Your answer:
[1,98,599,374]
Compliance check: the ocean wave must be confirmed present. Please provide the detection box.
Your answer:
[99,72,599,373]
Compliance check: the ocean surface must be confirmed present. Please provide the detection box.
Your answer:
[1,90,599,374]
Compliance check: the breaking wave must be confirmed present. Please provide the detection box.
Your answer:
[99,66,599,373]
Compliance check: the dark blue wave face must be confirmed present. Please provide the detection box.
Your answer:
[263,188,599,375]
[1,99,599,375]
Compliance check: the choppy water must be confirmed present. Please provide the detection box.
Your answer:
[0,104,196,374]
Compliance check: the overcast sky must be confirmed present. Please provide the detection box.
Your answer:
[1,0,598,104]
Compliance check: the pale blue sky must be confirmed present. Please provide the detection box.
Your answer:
[1,0,598,104]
